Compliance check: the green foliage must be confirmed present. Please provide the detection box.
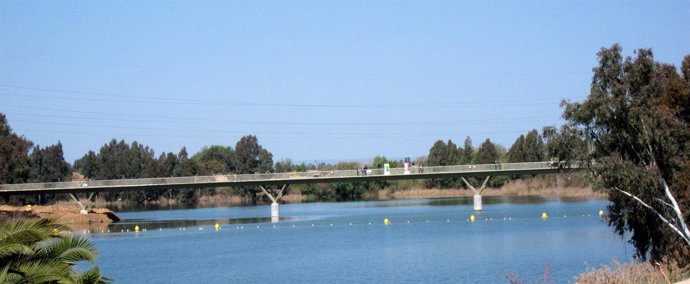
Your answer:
[334,181,373,201]
[508,129,545,163]
[275,159,295,173]
[475,138,499,164]
[461,136,474,164]
[234,135,273,174]
[193,145,234,175]
[0,218,110,283]
[0,113,33,184]
[427,140,461,166]
[29,143,70,183]
[563,44,690,262]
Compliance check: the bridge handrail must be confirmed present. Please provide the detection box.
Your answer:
[0,161,571,192]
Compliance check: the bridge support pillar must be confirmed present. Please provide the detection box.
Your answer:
[259,185,289,223]
[473,194,482,211]
[461,176,490,211]
[68,192,96,215]
[271,202,279,223]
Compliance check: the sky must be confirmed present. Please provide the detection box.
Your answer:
[1,1,689,164]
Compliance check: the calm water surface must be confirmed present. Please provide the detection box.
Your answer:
[89,196,633,283]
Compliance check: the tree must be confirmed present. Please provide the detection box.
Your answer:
[27,143,71,205]
[427,140,460,166]
[508,135,526,163]
[0,218,109,283]
[234,135,274,203]
[461,136,474,164]
[563,44,690,262]
[0,113,33,184]
[193,145,234,175]
[275,159,295,173]
[475,139,499,164]
[509,130,546,163]
[234,135,273,174]
[523,129,545,162]
[426,140,462,188]
[74,151,100,179]
[173,147,197,177]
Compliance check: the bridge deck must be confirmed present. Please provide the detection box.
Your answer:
[0,162,577,195]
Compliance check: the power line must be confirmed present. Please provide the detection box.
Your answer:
[1,109,561,127]
[0,85,581,109]
[1,56,584,78]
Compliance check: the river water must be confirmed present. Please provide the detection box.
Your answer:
[89,196,633,283]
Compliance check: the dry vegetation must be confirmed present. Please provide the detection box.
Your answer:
[576,260,690,284]
[379,178,606,200]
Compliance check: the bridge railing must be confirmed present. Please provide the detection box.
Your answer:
[0,161,564,192]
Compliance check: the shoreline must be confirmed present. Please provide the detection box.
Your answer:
[0,204,121,232]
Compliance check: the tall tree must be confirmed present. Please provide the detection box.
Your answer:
[234,135,273,174]
[563,44,690,262]
[474,139,499,164]
[0,113,33,184]
[461,136,474,164]
[234,135,274,203]
[74,151,100,179]
[508,135,526,163]
[29,143,70,183]
[174,147,197,177]
[427,139,460,166]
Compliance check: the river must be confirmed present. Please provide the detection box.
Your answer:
[88,196,633,283]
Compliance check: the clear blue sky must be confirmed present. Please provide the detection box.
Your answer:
[1,1,689,164]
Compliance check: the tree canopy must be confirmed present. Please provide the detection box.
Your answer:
[563,44,690,262]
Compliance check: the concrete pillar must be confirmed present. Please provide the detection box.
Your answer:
[271,202,279,223]
[473,194,483,211]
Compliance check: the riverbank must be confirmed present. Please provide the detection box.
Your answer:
[0,204,121,232]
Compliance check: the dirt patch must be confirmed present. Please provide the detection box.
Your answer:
[0,204,121,232]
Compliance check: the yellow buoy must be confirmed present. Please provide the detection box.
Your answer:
[541,212,548,220]
[598,210,605,218]
[215,223,220,231]
[134,225,140,232]
[384,218,390,225]
[470,214,475,222]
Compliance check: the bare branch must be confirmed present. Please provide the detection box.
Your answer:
[616,187,690,247]
[661,180,690,245]
[654,197,674,211]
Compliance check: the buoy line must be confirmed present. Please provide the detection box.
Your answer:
[90,210,607,236]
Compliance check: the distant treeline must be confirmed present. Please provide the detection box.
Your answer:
[0,113,583,205]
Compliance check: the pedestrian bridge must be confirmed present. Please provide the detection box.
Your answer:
[0,161,580,219]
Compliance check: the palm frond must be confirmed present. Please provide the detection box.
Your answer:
[35,236,97,263]
[0,243,35,260]
[11,259,73,284]
[74,266,112,284]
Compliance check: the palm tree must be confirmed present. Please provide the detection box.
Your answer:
[0,218,110,283]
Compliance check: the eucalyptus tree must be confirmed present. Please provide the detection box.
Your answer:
[562,44,690,262]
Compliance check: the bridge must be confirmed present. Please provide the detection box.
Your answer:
[0,161,579,221]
